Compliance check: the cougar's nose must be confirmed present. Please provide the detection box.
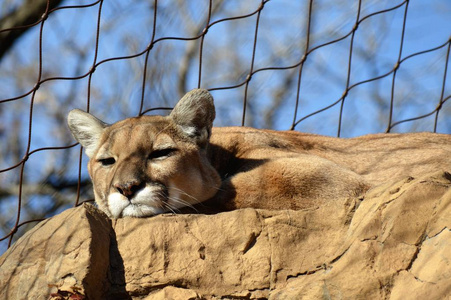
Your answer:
[114,180,144,199]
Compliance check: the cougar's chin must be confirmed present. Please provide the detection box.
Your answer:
[106,186,166,218]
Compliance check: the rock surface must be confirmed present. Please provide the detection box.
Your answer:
[1,171,451,299]
[0,203,112,299]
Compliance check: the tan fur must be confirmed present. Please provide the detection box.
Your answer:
[68,89,451,218]
[207,127,451,211]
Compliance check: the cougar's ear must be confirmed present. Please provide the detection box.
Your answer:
[169,89,215,146]
[67,109,108,158]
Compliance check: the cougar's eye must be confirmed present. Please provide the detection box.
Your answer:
[98,157,116,166]
[148,148,177,160]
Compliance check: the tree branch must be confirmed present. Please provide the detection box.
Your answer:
[0,0,63,60]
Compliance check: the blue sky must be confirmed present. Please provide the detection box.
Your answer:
[2,0,449,135]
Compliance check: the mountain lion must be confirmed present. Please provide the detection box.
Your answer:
[67,89,451,218]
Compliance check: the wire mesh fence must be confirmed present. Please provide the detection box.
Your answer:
[0,0,450,253]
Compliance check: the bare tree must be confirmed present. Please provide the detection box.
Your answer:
[0,0,63,59]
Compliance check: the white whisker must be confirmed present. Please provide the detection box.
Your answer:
[167,195,199,213]
[162,202,179,214]
[167,186,200,202]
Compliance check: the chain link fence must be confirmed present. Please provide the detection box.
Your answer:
[0,0,450,253]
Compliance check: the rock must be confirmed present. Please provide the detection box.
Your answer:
[143,286,200,300]
[0,203,112,300]
[1,171,450,299]
[268,172,451,299]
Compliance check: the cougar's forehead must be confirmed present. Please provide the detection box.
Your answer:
[98,116,177,155]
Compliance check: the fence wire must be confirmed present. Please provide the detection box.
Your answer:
[0,0,450,253]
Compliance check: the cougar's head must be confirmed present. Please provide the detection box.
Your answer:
[67,89,221,218]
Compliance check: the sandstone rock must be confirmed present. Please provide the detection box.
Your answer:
[143,286,200,300]
[1,171,450,299]
[0,203,112,300]
[268,172,451,299]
